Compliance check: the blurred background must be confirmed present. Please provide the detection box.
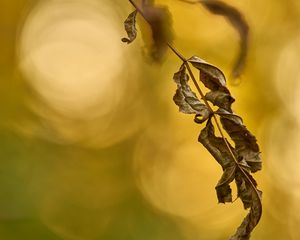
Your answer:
[0,0,300,239]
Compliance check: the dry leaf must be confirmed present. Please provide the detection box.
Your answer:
[188,56,227,90]
[205,91,235,112]
[123,2,174,60]
[186,55,262,239]
[199,119,237,203]
[199,0,249,78]
[173,64,211,122]
[180,0,249,78]
[216,108,261,173]
[122,10,138,44]
[230,171,262,240]
[143,4,174,61]
[188,56,234,112]
[199,119,262,239]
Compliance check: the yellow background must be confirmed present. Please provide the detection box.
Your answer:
[0,0,299,239]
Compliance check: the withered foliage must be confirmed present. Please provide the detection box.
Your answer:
[122,10,138,43]
[172,58,262,239]
[173,65,211,122]
[121,1,262,239]
[199,0,249,79]
[123,1,248,75]
[122,0,173,61]
[179,0,249,79]
[143,4,174,60]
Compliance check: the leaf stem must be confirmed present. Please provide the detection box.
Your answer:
[128,0,147,19]
[167,43,187,62]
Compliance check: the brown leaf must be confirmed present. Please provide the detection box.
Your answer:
[216,108,261,173]
[181,0,249,79]
[188,56,227,91]
[143,4,174,61]
[122,10,138,44]
[205,90,235,112]
[198,119,237,203]
[199,119,262,237]
[189,55,234,113]
[235,171,258,209]
[189,56,262,238]
[189,55,261,171]
[230,171,262,240]
[216,165,236,203]
[199,0,249,79]
[173,64,211,122]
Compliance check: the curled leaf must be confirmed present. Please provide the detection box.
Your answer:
[198,119,235,168]
[188,55,262,239]
[143,4,174,61]
[189,55,234,112]
[216,108,261,173]
[188,56,227,90]
[230,171,262,240]
[235,171,258,209]
[173,64,211,122]
[199,0,249,79]
[122,10,138,44]
[198,119,237,203]
[189,55,261,172]
[180,0,249,79]
[199,119,262,238]
[205,90,235,112]
[216,165,236,203]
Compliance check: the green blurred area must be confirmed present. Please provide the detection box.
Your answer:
[1,0,300,239]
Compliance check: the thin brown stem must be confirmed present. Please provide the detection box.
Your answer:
[167,43,187,62]
[185,63,209,107]
[178,0,199,4]
[128,0,147,19]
